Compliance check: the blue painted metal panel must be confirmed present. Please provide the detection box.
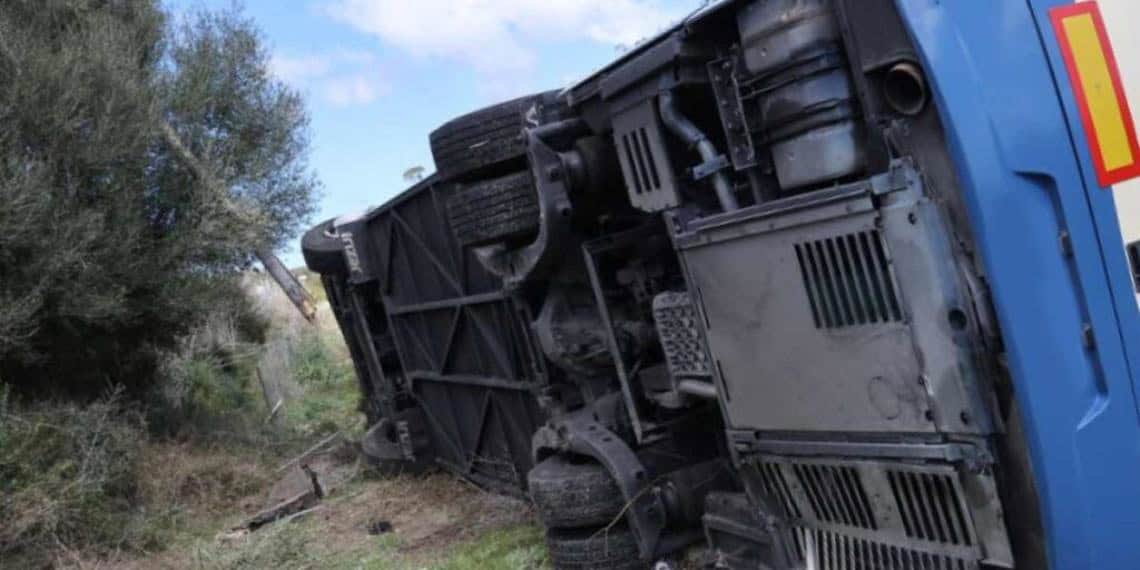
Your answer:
[895,1,1140,568]
[1028,0,1140,421]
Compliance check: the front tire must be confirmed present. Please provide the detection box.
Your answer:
[301,218,347,275]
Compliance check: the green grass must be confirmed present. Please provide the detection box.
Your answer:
[432,525,547,570]
[315,532,405,570]
[221,522,547,570]
[185,491,545,570]
[191,521,322,569]
[286,329,363,437]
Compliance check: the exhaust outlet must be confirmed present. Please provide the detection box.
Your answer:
[883,62,928,117]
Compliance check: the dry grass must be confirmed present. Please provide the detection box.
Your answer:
[3,271,547,569]
[92,459,545,569]
[135,443,276,524]
[321,472,536,561]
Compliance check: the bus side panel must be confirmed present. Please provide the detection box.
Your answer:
[897,1,1140,568]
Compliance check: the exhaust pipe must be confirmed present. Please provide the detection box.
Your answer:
[883,62,928,117]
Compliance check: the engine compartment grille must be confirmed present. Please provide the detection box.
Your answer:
[791,527,977,570]
[612,100,680,213]
[620,126,663,195]
[791,463,877,531]
[888,469,972,547]
[751,455,1006,569]
[794,230,903,329]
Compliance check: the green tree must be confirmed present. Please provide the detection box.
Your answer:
[0,0,318,398]
[403,165,426,183]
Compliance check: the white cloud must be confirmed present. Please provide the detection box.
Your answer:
[270,49,387,107]
[325,74,388,106]
[323,0,682,75]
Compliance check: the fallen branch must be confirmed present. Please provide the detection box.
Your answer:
[277,505,325,526]
[242,489,320,532]
[159,121,317,323]
[275,432,341,473]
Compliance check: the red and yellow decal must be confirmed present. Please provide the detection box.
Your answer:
[1051,1,1140,187]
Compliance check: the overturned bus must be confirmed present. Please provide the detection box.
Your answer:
[301,0,1140,568]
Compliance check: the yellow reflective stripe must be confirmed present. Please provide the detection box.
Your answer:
[1061,12,1135,170]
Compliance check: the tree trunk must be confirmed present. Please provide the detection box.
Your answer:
[160,121,316,323]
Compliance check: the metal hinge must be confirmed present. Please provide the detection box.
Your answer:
[1058,229,1073,258]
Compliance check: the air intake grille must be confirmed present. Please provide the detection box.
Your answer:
[620,127,662,195]
[888,469,973,547]
[791,528,976,570]
[758,461,875,530]
[612,101,678,212]
[755,461,802,520]
[753,456,995,566]
[794,230,902,329]
[792,463,877,530]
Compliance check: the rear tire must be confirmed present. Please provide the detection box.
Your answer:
[301,218,347,275]
[447,170,540,247]
[545,524,642,570]
[528,453,624,529]
[429,91,559,181]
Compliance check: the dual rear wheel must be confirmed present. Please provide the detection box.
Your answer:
[528,453,643,569]
[430,92,560,249]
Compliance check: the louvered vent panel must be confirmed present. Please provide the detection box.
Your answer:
[792,528,976,570]
[794,230,903,329]
[619,127,662,195]
[790,463,877,530]
[755,462,803,520]
[887,470,974,547]
[757,456,996,569]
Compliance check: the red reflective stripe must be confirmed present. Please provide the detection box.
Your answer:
[1050,1,1140,187]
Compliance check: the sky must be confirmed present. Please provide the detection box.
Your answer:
[166,0,704,266]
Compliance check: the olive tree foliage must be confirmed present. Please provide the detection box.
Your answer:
[0,0,318,397]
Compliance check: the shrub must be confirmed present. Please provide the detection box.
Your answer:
[0,391,158,563]
[146,290,271,440]
[0,0,317,400]
[287,330,362,436]
[292,330,352,389]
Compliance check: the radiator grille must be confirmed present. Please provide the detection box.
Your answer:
[887,470,973,547]
[755,461,802,520]
[794,230,902,329]
[755,457,987,563]
[619,126,662,195]
[792,528,976,570]
[792,463,877,530]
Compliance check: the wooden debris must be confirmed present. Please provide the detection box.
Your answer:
[276,432,341,473]
[243,488,320,531]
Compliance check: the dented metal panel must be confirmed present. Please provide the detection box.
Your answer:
[674,163,993,436]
